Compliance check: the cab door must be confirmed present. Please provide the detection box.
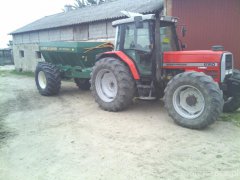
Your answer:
[120,22,154,76]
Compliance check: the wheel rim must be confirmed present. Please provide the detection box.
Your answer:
[95,69,118,102]
[173,85,205,119]
[38,71,47,89]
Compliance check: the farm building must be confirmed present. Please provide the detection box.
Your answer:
[10,0,240,71]
[10,0,169,72]
[0,48,13,66]
[172,0,240,69]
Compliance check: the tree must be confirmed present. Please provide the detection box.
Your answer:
[73,0,109,8]
[87,0,105,5]
[74,0,86,8]
[7,41,13,49]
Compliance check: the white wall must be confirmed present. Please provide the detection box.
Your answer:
[13,43,44,72]
[12,20,116,72]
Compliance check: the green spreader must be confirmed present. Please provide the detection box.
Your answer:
[39,41,113,79]
[35,41,113,95]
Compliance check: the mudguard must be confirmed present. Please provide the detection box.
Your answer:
[96,51,140,80]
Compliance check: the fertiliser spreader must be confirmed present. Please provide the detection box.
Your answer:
[35,41,113,94]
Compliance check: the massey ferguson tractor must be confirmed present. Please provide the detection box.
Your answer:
[89,14,240,129]
[35,2,240,129]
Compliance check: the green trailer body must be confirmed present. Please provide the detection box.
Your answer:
[39,41,113,79]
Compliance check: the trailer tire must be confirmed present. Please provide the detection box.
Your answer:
[35,62,61,96]
[223,96,240,112]
[74,78,90,90]
[91,57,136,111]
[163,71,223,129]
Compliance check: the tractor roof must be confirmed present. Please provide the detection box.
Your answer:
[112,14,178,26]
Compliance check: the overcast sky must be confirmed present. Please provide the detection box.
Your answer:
[0,0,76,48]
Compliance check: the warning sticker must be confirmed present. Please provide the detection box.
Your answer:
[162,37,170,44]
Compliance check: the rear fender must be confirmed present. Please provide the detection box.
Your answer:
[96,51,140,80]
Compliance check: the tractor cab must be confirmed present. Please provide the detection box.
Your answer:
[112,14,179,76]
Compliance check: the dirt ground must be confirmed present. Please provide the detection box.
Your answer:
[0,71,240,180]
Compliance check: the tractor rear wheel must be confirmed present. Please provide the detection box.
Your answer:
[223,95,240,112]
[35,62,61,96]
[163,72,223,129]
[90,57,136,111]
[74,78,90,90]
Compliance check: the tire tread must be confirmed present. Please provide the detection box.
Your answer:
[163,71,223,129]
[35,62,61,96]
[90,57,136,111]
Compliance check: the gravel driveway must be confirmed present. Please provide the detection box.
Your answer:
[0,73,240,180]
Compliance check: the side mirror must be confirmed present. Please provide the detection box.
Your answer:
[134,16,143,29]
[181,26,187,37]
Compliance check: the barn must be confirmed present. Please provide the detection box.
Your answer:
[10,0,240,71]
[10,0,165,71]
[170,0,240,69]
[0,48,13,66]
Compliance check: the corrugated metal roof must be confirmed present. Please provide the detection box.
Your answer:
[11,0,163,35]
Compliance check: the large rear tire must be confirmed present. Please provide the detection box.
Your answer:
[163,72,223,129]
[35,62,61,96]
[90,57,136,111]
[74,78,90,90]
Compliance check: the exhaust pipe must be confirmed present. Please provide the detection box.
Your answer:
[154,11,163,82]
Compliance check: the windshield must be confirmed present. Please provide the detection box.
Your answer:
[118,21,178,52]
[123,22,151,52]
[160,26,178,52]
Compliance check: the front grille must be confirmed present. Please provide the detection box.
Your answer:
[225,55,233,70]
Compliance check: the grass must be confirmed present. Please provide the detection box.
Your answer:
[0,70,34,77]
[10,70,34,77]
[0,69,72,81]
[220,111,240,127]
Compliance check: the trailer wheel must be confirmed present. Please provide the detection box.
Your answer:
[163,72,223,129]
[35,62,61,96]
[223,95,240,112]
[91,57,136,111]
[74,78,90,90]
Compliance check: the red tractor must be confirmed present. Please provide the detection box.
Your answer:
[90,5,240,129]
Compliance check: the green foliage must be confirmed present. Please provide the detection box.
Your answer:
[0,70,34,77]
[73,0,109,8]
[88,0,105,4]
[74,0,86,8]
[10,70,34,77]
[220,111,240,127]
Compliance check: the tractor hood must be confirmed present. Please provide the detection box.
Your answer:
[163,50,224,64]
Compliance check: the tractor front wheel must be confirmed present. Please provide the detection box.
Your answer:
[90,57,136,111]
[164,72,223,129]
[35,62,61,96]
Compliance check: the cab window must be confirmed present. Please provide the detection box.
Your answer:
[124,22,151,52]
[160,26,177,52]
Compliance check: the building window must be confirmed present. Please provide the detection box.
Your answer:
[19,50,24,58]
[36,51,42,59]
